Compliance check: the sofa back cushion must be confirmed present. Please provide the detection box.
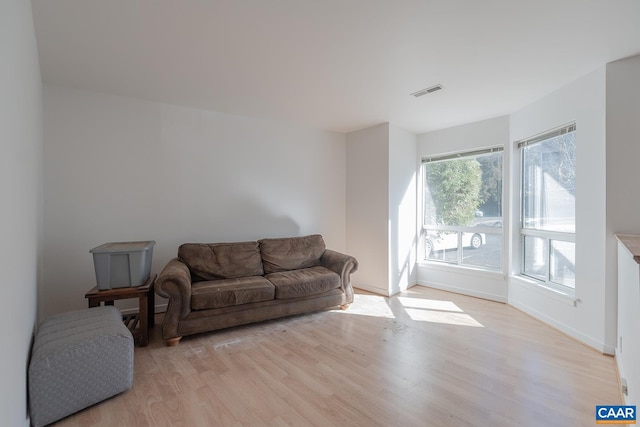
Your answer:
[259,234,325,274]
[178,241,264,281]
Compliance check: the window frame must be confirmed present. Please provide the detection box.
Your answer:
[420,146,504,272]
[517,123,576,292]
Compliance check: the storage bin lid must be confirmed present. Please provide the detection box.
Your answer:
[90,241,156,254]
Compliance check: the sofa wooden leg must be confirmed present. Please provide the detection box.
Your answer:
[166,336,182,346]
[340,304,350,310]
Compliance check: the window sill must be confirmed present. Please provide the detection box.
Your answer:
[418,260,505,280]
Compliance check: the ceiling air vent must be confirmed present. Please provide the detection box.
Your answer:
[411,84,443,98]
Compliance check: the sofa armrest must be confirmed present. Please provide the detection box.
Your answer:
[156,258,192,300]
[156,258,192,338]
[321,249,358,302]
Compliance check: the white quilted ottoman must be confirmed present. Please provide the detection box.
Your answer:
[28,306,134,427]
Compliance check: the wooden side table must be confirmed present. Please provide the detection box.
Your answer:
[85,274,156,346]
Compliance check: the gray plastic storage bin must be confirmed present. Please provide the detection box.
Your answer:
[90,241,155,290]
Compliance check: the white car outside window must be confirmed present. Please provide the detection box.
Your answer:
[425,231,484,256]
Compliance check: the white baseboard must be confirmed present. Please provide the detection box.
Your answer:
[509,297,613,355]
[353,284,393,297]
[416,279,507,303]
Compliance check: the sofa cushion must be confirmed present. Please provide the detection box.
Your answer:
[265,266,340,299]
[191,276,275,310]
[259,234,325,274]
[178,241,264,281]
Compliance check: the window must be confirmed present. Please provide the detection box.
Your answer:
[518,123,576,290]
[422,147,503,270]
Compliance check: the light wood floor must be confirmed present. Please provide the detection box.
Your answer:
[54,286,621,427]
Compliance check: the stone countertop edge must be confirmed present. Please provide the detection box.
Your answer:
[616,234,640,264]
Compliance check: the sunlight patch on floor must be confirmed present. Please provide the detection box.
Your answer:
[340,293,484,326]
[403,308,484,327]
[397,296,463,312]
[398,296,484,327]
[337,294,396,318]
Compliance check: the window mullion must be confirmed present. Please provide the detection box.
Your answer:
[545,236,551,283]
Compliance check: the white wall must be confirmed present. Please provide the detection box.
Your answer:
[607,54,640,356]
[509,67,610,353]
[346,123,390,295]
[345,123,418,296]
[606,55,640,233]
[42,85,346,318]
[0,1,42,425]
[607,55,640,395]
[416,116,510,302]
[389,125,417,294]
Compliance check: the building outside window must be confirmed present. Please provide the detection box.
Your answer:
[422,147,503,271]
[518,123,576,290]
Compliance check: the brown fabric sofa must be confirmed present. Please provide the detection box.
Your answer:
[155,234,358,346]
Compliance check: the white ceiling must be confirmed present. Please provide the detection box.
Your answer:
[32,0,640,134]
